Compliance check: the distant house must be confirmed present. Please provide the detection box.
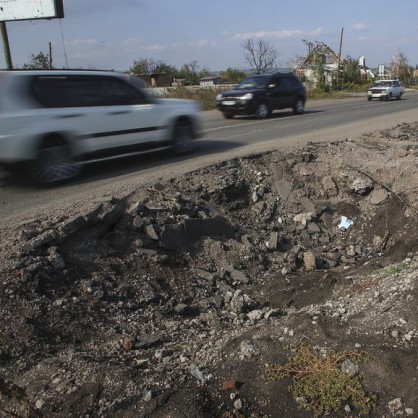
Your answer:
[296,42,345,86]
[199,76,220,87]
[358,56,375,80]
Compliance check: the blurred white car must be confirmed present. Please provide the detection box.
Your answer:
[0,70,202,184]
[367,79,404,101]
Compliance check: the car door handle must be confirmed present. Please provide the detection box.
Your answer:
[108,110,132,115]
[57,114,83,119]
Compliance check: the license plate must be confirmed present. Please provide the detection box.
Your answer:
[223,100,236,105]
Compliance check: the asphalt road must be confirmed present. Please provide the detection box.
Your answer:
[1,91,418,223]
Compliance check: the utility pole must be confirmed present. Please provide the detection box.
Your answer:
[336,27,344,86]
[0,21,13,69]
[49,41,52,68]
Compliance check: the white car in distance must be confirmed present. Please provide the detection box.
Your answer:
[367,79,404,101]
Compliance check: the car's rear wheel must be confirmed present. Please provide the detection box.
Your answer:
[293,98,305,115]
[254,102,269,119]
[172,121,196,154]
[33,137,81,185]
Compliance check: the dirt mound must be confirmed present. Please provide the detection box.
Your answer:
[1,123,418,417]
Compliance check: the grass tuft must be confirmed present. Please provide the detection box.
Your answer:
[267,343,375,416]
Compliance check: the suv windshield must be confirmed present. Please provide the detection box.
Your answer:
[236,76,269,90]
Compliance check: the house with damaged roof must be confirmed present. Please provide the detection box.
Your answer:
[296,42,345,86]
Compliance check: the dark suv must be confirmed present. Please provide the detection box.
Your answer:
[216,72,306,119]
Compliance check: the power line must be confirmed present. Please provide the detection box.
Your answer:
[59,19,69,68]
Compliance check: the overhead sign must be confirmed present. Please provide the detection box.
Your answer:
[0,0,64,22]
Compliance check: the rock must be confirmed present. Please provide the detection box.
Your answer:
[137,334,162,349]
[122,337,133,351]
[132,216,145,229]
[350,177,373,195]
[47,251,65,269]
[144,224,159,240]
[189,364,211,383]
[369,187,388,205]
[143,390,153,402]
[307,222,321,233]
[268,231,279,250]
[233,398,243,410]
[240,340,261,357]
[230,290,246,314]
[229,268,250,284]
[59,214,86,236]
[388,398,403,412]
[341,359,359,377]
[247,309,264,321]
[322,175,338,197]
[303,251,316,271]
[293,212,315,224]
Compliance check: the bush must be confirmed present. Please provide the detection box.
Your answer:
[267,343,375,416]
[163,86,218,111]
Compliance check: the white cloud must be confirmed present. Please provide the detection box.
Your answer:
[145,44,167,51]
[172,39,217,48]
[122,38,143,47]
[231,27,323,41]
[351,23,369,31]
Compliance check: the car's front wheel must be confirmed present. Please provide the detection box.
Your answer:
[172,121,196,154]
[223,113,234,119]
[293,98,305,115]
[254,102,270,119]
[33,137,81,185]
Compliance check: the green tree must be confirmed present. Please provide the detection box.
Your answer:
[178,60,200,85]
[129,58,178,86]
[219,67,246,83]
[23,51,52,69]
[310,52,326,91]
[341,55,362,86]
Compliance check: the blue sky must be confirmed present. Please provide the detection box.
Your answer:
[2,0,418,72]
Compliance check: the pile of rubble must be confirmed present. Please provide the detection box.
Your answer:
[1,124,417,417]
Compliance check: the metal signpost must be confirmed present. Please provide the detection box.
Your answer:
[0,0,64,69]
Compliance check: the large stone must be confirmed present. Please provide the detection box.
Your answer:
[322,176,338,197]
[369,187,388,205]
[303,251,316,271]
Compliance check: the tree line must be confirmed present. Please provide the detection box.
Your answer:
[22,37,416,87]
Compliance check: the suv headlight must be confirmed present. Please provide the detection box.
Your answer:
[240,93,253,101]
[216,94,223,100]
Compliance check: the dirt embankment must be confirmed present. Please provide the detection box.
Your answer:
[1,122,418,417]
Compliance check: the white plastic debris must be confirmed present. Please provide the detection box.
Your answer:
[338,216,354,229]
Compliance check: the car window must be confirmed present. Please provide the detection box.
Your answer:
[268,78,280,88]
[30,75,149,108]
[236,76,268,89]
